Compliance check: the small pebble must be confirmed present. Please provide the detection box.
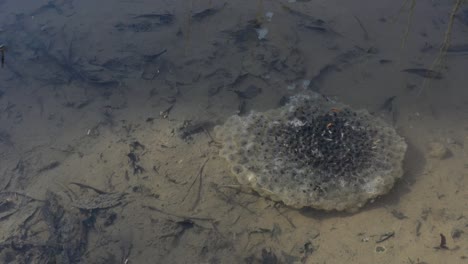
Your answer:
[452,228,464,239]
[428,142,450,159]
[375,246,386,253]
[256,27,268,40]
[286,84,296,90]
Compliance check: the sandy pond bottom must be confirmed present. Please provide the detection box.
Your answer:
[0,0,467,263]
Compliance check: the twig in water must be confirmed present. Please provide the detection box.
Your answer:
[418,0,464,96]
[400,0,416,50]
[182,158,209,211]
[0,45,6,67]
[435,233,449,250]
[142,204,213,221]
[69,182,109,194]
[353,16,369,40]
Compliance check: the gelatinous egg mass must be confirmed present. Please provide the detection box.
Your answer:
[215,92,407,212]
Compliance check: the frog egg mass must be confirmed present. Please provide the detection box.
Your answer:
[215,93,407,212]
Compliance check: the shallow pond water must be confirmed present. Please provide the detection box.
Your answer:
[0,0,467,263]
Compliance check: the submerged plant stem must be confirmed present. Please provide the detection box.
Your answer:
[184,0,194,56]
[418,0,464,95]
[256,0,264,24]
[400,0,416,50]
